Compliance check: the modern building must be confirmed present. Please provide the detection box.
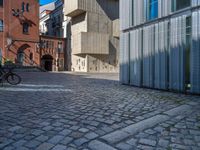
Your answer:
[64,0,120,72]
[120,0,200,94]
[39,0,71,71]
[0,0,40,66]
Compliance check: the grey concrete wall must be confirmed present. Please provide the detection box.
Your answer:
[65,0,119,73]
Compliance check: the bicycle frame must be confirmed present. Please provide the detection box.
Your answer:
[0,67,15,83]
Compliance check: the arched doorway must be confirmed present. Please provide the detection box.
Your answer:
[17,44,30,65]
[41,55,53,71]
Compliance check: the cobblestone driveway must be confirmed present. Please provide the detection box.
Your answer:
[0,72,200,150]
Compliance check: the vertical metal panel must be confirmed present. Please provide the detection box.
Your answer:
[169,16,186,92]
[134,0,144,26]
[192,0,200,6]
[120,32,130,84]
[154,21,169,89]
[120,33,125,82]
[158,0,171,18]
[143,25,155,88]
[120,0,133,30]
[191,10,200,93]
[119,0,124,30]
[130,28,142,86]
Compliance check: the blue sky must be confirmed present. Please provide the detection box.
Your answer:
[40,0,56,5]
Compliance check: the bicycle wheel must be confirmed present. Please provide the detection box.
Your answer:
[6,73,21,85]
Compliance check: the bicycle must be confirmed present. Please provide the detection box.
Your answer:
[0,66,22,85]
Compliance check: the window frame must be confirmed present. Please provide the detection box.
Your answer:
[0,0,3,7]
[23,23,29,34]
[0,48,2,64]
[22,2,25,12]
[172,0,191,12]
[26,3,29,12]
[146,0,158,21]
[0,20,3,32]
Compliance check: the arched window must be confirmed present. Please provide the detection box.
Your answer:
[17,51,24,65]
[26,3,29,12]
[22,2,25,12]
[23,23,29,34]
[0,20,3,32]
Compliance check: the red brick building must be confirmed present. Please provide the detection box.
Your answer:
[40,35,65,71]
[0,0,40,66]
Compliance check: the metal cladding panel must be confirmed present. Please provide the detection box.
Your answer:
[130,29,142,86]
[192,0,200,6]
[191,10,200,93]
[169,16,186,92]
[120,0,132,30]
[120,32,130,84]
[154,21,169,89]
[158,0,171,18]
[134,0,145,26]
[143,25,155,88]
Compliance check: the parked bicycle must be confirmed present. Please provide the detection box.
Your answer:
[0,65,21,85]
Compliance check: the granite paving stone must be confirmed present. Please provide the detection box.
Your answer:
[0,72,199,149]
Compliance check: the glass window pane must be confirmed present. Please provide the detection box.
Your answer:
[147,0,158,20]
[0,48,2,64]
[26,3,29,12]
[0,20,3,32]
[172,0,191,12]
[0,0,3,6]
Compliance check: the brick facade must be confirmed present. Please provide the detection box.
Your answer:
[0,0,40,66]
[40,35,66,71]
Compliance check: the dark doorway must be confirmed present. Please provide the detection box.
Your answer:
[41,55,53,71]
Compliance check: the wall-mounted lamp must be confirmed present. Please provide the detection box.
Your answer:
[12,8,24,17]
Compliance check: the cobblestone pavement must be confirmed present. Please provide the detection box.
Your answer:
[0,72,200,150]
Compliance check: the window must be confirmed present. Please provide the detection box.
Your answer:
[22,2,25,12]
[23,23,29,34]
[26,3,29,12]
[147,0,158,20]
[0,0,3,7]
[58,42,63,53]
[0,20,3,32]
[17,52,24,65]
[29,52,33,61]
[46,41,49,48]
[172,0,191,12]
[0,48,2,65]
[59,59,64,68]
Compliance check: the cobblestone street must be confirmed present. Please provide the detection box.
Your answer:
[0,72,200,150]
